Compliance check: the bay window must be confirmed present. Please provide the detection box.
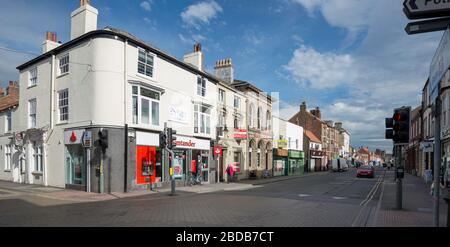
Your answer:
[132,85,160,127]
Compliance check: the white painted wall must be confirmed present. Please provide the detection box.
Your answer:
[9,35,218,188]
[286,122,303,151]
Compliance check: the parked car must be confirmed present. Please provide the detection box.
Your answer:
[357,165,375,178]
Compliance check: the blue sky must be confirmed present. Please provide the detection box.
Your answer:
[0,0,443,152]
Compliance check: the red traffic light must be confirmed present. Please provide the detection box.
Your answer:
[393,113,401,121]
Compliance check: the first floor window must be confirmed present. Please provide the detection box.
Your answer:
[234,152,241,164]
[33,142,43,172]
[194,104,211,134]
[58,89,69,122]
[4,145,11,170]
[29,99,36,128]
[132,85,160,127]
[234,96,240,109]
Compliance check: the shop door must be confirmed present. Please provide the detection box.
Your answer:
[200,154,209,184]
[136,146,157,185]
[65,145,86,187]
[219,154,224,182]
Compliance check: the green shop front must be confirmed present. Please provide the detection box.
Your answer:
[288,150,304,176]
[273,148,289,177]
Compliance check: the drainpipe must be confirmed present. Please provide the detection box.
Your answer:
[123,39,128,193]
[43,54,56,186]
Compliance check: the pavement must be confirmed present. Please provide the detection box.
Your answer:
[372,170,448,227]
[0,167,447,226]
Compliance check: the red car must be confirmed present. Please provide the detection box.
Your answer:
[356,165,375,178]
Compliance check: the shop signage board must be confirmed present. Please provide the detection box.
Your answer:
[420,140,434,152]
[213,146,223,155]
[64,129,85,145]
[174,135,210,150]
[136,131,159,146]
[233,129,248,139]
[277,139,288,149]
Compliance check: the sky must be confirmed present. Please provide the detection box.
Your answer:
[0,0,443,152]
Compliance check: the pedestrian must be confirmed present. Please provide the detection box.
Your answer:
[226,164,231,183]
[191,160,197,185]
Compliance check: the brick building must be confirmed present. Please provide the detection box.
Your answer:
[289,102,325,171]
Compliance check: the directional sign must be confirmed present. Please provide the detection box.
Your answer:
[404,0,450,20]
[405,17,450,35]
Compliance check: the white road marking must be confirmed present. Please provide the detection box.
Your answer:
[332,196,347,200]
[298,194,311,197]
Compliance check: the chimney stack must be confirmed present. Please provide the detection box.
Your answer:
[183,43,204,71]
[71,0,98,40]
[335,122,343,130]
[42,31,61,53]
[310,107,321,119]
[214,58,234,84]
[300,101,306,113]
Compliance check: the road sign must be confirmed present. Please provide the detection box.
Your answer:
[404,0,450,20]
[213,146,223,156]
[405,17,450,35]
[82,131,92,148]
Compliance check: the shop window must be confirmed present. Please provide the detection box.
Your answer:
[65,145,86,185]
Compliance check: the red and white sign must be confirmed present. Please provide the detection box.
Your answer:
[174,135,210,150]
[233,129,248,139]
[64,129,85,145]
[213,146,223,155]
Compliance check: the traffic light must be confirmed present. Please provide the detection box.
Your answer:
[159,131,167,149]
[167,128,177,149]
[385,107,410,144]
[98,129,108,149]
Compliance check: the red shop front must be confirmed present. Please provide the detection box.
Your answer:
[136,146,158,185]
[135,131,162,185]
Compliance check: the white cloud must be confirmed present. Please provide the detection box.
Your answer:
[284,45,355,89]
[181,1,223,30]
[283,0,442,151]
[179,34,207,45]
[140,1,153,12]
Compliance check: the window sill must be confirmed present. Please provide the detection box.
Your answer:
[4,170,11,172]
[56,121,68,126]
[27,84,37,89]
[57,73,69,79]
[136,73,156,82]
[32,171,43,176]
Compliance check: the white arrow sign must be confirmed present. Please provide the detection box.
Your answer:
[404,0,450,19]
